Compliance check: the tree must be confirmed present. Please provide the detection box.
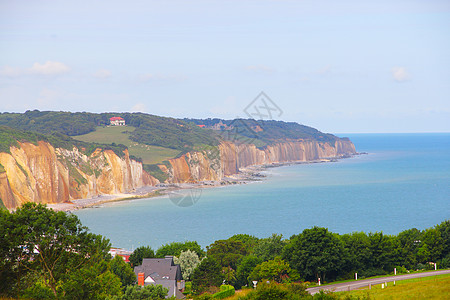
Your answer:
[206,239,247,269]
[395,228,422,269]
[0,203,113,298]
[191,257,223,294]
[110,255,137,288]
[59,261,123,299]
[235,256,263,288]
[254,234,287,262]
[173,249,200,280]
[436,220,450,259]
[340,232,372,273]
[283,227,345,282]
[248,257,296,283]
[156,241,204,258]
[129,246,155,267]
[367,232,397,272]
[111,284,169,300]
[229,234,259,254]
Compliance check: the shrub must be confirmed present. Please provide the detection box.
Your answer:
[212,285,235,299]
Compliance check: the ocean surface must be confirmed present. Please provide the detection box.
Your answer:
[74,133,450,249]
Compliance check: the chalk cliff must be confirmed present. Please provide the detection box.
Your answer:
[162,139,356,182]
[0,138,355,210]
[0,141,158,209]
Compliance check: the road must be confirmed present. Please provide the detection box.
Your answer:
[306,269,450,295]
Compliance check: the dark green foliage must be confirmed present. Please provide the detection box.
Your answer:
[254,233,287,261]
[129,246,155,267]
[1,111,347,155]
[248,257,298,283]
[0,125,128,158]
[192,257,223,295]
[59,260,123,299]
[437,220,450,258]
[236,256,263,288]
[283,227,346,282]
[0,203,115,298]
[110,255,137,288]
[207,239,247,270]
[229,234,260,254]
[111,284,169,300]
[0,163,5,173]
[156,240,204,258]
[186,118,342,144]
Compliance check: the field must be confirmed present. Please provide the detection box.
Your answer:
[336,273,450,299]
[74,126,180,164]
[223,273,450,300]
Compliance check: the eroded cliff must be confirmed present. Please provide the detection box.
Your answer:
[161,139,356,182]
[0,137,355,210]
[0,141,158,209]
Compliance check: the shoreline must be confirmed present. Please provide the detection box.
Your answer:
[47,154,358,212]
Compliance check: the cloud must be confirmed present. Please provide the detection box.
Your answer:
[0,66,22,77]
[29,61,70,75]
[93,69,112,79]
[0,61,70,77]
[391,67,410,82]
[131,102,147,112]
[245,65,274,73]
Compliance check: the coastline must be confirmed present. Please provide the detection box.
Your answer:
[47,155,356,212]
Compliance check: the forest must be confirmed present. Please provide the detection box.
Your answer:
[1,203,448,299]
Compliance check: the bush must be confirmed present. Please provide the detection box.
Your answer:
[212,285,235,299]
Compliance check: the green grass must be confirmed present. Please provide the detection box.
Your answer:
[337,273,450,299]
[0,163,5,173]
[74,126,180,164]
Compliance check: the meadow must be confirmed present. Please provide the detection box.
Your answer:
[74,125,180,164]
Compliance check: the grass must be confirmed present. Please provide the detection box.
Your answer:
[337,273,450,299]
[74,126,180,164]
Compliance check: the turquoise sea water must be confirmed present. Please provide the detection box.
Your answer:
[74,133,450,249]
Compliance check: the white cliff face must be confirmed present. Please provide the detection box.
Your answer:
[0,142,158,210]
[164,140,356,182]
[0,138,355,209]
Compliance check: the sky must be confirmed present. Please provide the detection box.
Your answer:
[1,0,449,133]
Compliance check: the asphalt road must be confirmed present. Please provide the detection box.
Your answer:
[306,269,450,295]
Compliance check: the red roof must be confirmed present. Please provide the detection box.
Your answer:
[197,124,206,128]
[110,117,124,121]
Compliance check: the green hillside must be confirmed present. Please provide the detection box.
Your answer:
[74,126,180,164]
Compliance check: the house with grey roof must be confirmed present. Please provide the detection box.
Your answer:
[134,256,185,299]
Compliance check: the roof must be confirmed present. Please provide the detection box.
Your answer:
[110,117,124,121]
[134,256,183,297]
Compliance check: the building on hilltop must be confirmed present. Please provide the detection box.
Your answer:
[110,116,125,126]
[134,256,185,299]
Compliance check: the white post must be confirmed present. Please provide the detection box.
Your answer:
[355,272,358,280]
[318,278,321,286]
[394,267,396,275]
[394,281,396,286]
[369,283,371,290]
[382,284,384,289]
[434,263,437,270]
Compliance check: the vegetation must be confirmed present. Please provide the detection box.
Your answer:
[1,200,447,299]
[174,250,201,280]
[0,125,128,158]
[337,273,450,299]
[156,240,205,258]
[129,246,155,267]
[74,126,180,164]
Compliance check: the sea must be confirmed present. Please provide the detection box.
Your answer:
[73,133,450,250]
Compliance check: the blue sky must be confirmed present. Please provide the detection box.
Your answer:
[1,0,449,133]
